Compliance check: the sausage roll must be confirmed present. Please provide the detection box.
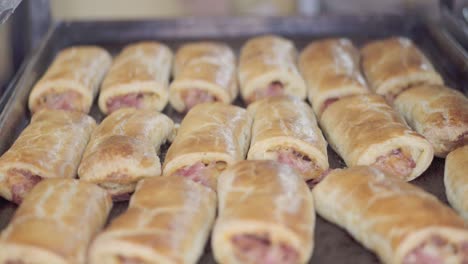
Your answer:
[98,42,173,114]
[394,84,468,157]
[169,42,237,112]
[238,35,306,103]
[320,94,433,181]
[313,166,468,264]
[0,110,96,204]
[0,178,112,264]
[445,145,468,221]
[247,96,328,181]
[361,37,443,102]
[78,108,174,200]
[212,160,315,264]
[29,46,112,114]
[89,176,216,264]
[299,38,369,117]
[163,103,252,189]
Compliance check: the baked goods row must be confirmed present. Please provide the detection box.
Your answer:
[27,35,467,158]
[0,34,466,263]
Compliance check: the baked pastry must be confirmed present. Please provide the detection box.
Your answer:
[78,108,174,200]
[89,176,216,264]
[313,166,468,264]
[169,42,237,112]
[163,102,252,189]
[238,35,306,103]
[0,110,96,204]
[445,145,468,221]
[320,94,433,181]
[212,160,315,264]
[361,37,443,102]
[247,96,328,181]
[98,42,173,114]
[0,178,112,264]
[394,84,468,157]
[29,46,112,114]
[299,38,369,117]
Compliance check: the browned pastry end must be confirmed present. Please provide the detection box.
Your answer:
[0,110,96,204]
[212,160,315,264]
[313,166,468,264]
[0,178,112,264]
[163,102,252,190]
[299,38,369,117]
[169,42,237,112]
[394,84,468,157]
[78,108,174,199]
[361,37,443,102]
[320,94,434,181]
[247,96,329,181]
[238,35,306,104]
[29,46,112,114]
[89,176,216,264]
[99,41,173,114]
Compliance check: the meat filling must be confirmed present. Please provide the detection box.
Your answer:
[403,236,468,264]
[117,255,144,264]
[39,91,81,111]
[275,148,323,179]
[306,169,332,190]
[372,148,416,179]
[181,88,218,111]
[320,97,339,115]
[106,92,145,113]
[174,161,226,189]
[7,169,42,204]
[249,81,284,103]
[232,234,299,264]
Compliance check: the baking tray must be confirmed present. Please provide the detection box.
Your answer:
[0,15,468,263]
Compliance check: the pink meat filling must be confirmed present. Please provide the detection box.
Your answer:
[232,234,299,264]
[106,93,144,113]
[320,97,339,115]
[7,169,42,204]
[250,81,284,102]
[40,91,81,111]
[174,162,223,188]
[306,169,332,190]
[276,148,323,180]
[372,149,416,179]
[403,236,468,264]
[181,88,217,111]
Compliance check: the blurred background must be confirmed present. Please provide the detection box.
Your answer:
[0,0,466,95]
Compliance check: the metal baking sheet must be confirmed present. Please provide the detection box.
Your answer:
[0,15,467,263]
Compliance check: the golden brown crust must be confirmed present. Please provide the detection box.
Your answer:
[247,96,328,180]
[169,42,237,112]
[238,35,306,103]
[163,103,252,179]
[29,46,112,114]
[394,84,468,157]
[299,38,369,117]
[361,37,443,101]
[212,160,315,264]
[78,108,174,197]
[0,110,96,203]
[320,94,434,181]
[89,176,216,264]
[445,145,468,221]
[98,42,173,114]
[0,178,112,264]
[313,166,468,264]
